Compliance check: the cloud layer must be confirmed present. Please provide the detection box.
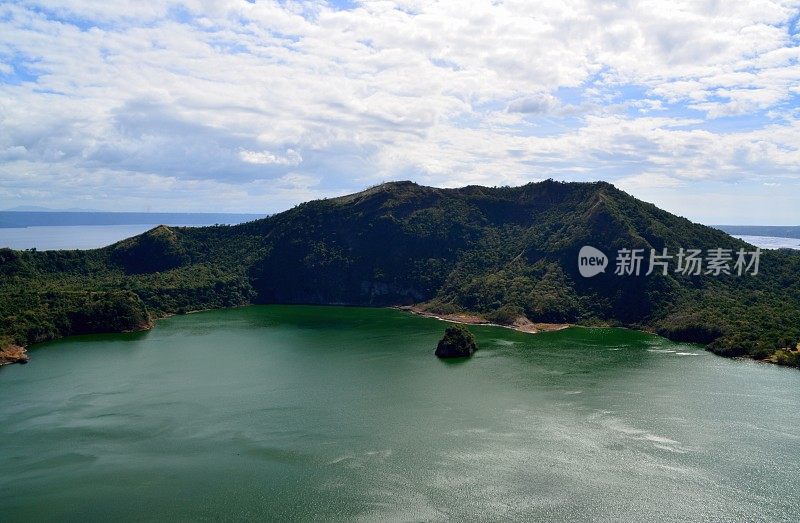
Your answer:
[1,0,799,221]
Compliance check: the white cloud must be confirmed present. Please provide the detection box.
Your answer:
[240,149,303,166]
[617,172,685,191]
[0,0,798,221]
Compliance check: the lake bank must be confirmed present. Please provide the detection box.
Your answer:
[395,304,572,334]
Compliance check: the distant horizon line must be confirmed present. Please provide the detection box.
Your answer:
[0,209,797,228]
[2,209,267,215]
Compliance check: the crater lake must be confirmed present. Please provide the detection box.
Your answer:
[1,305,798,521]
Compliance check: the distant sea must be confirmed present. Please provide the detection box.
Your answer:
[733,235,800,250]
[0,224,196,250]
[0,211,264,250]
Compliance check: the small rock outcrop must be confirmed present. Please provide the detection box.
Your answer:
[435,325,477,358]
[0,345,29,366]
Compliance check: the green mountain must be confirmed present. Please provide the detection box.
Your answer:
[2,180,799,367]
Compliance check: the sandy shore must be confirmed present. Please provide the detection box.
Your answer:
[394,305,571,334]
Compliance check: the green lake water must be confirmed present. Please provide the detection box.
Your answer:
[1,305,798,521]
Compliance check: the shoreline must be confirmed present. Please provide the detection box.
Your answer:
[4,303,795,370]
[393,305,572,334]
[0,304,247,368]
[1,303,572,368]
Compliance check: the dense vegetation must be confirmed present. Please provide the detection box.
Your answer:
[435,325,477,358]
[1,180,799,367]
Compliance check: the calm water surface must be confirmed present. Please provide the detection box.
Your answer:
[0,225,169,250]
[734,235,800,250]
[1,306,798,521]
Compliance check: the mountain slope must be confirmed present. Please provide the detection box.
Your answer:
[2,180,799,367]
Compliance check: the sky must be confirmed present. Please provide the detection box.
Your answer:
[1,0,799,224]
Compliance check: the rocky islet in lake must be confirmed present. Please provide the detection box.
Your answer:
[435,324,477,358]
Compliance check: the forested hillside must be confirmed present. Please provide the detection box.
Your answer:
[2,180,799,367]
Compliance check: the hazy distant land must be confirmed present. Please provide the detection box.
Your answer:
[0,211,266,229]
[716,225,800,240]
